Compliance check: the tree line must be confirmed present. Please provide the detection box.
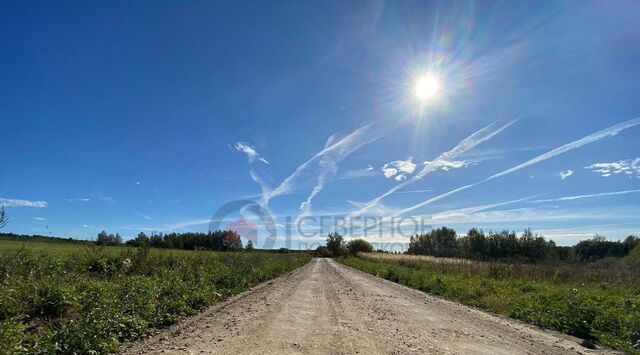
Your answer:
[408,227,639,263]
[97,230,245,251]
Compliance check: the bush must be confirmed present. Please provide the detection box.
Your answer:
[315,246,332,258]
[30,281,74,319]
[346,239,373,255]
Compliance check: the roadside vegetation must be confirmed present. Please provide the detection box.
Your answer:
[0,241,311,353]
[326,227,640,353]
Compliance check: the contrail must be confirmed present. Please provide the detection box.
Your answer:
[349,119,518,218]
[264,122,387,206]
[392,117,640,217]
[296,135,340,223]
[530,189,640,203]
[485,118,640,181]
[429,195,538,221]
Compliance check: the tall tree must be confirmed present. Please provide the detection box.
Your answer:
[0,206,7,229]
[326,232,345,256]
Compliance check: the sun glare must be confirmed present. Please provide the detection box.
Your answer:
[415,74,441,100]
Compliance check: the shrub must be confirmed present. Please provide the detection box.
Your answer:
[30,281,74,319]
[346,239,373,255]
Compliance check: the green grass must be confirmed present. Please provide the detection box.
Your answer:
[0,239,213,257]
[0,239,122,256]
[0,242,311,354]
[337,255,640,354]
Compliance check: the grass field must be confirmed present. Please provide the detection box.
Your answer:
[0,239,210,257]
[337,253,640,353]
[0,241,312,354]
[0,239,125,256]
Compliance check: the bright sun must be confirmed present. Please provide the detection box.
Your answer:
[415,74,441,100]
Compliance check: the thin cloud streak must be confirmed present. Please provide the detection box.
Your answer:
[530,189,640,203]
[266,122,387,205]
[135,213,155,221]
[429,195,538,221]
[129,218,211,232]
[297,135,339,223]
[393,117,640,217]
[488,118,640,181]
[0,197,48,208]
[416,206,639,225]
[395,189,436,194]
[350,119,518,218]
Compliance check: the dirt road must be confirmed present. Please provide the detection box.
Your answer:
[123,258,613,354]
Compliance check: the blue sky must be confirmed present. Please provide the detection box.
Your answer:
[2,0,639,248]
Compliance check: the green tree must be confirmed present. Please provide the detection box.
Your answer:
[246,240,254,251]
[136,232,149,246]
[96,230,109,246]
[466,228,486,259]
[408,227,457,257]
[96,231,122,246]
[326,232,345,256]
[0,206,8,229]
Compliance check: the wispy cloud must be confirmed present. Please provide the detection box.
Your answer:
[298,137,338,222]
[265,123,386,208]
[395,189,436,194]
[0,197,47,208]
[429,195,537,221]
[487,118,640,181]
[249,170,272,200]
[93,191,117,204]
[345,199,401,218]
[235,142,269,164]
[393,117,640,217]
[135,213,155,221]
[530,189,640,203]
[295,124,386,222]
[459,145,548,163]
[33,217,46,221]
[126,218,211,232]
[418,206,639,226]
[585,157,640,178]
[538,222,640,243]
[559,170,574,180]
[381,158,416,181]
[337,167,376,180]
[164,219,210,230]
[349,119,517,218]
[68,198,91,202]
[424,159,470,171]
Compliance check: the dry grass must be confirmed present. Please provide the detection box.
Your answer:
[359,252,639,285]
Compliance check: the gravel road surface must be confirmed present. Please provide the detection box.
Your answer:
[123,258,614,354]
